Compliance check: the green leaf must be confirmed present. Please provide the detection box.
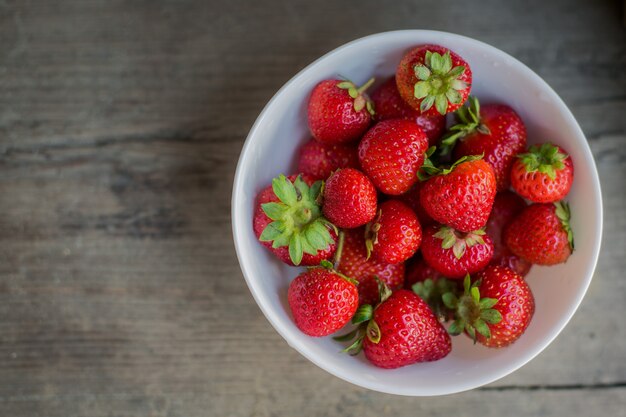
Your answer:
[425,50,433,67]
[309,180,323,201]
[441,51,453,73]
[414,65,431,81]
[430,52,444,73]
[366,320,381,343]
[420,95,435,113]
[470,286,480,303]
[445,88,462,104]
[479,297,498,309]
[320,259,334,269]
[293,175,309,199]
[304,223,331,251]
[352,304,373,324]
[261,202,288,221]
[451,79,468,91]
[289,234,303,265]
[341,335,364,356]
[447,65,465,78]
[272,175,298,206]
[463,274,471,294]
[259,221,284,242]
[448,319,464,335]
[466,324,477,343]
[348,87,358,99]
[442,292,458,309]
[435,94,448,115]
[376,277,393,304]
[480,309,502,324]
[336,81,353,90]
[300,234,317,255]
[474,319,491,339]
[414,81,431,99]
[333,327,360,342]
[452,241,467,259]
[271,231,291,248]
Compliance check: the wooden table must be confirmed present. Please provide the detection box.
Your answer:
[1,1,624,415]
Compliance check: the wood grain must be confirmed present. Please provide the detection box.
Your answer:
[0,0,625,415]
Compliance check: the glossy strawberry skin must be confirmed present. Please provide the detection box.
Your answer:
[322,168,378,229]
[297,139,359,180]
[363,290,451,368]
[474,266,535,348]
[370,77,446,146]
[420,159,497,232]
[421,224,494,279]
[307,79,371,144]
[396,45,472,117]
[358,119,429,195]
[253,174,336,266]
[288,268,359,337]
[369,200,422,264]
[404,254,446,289]
[398,181,436,226]
[504,203,572,265]
[337,228,405,306]
[485,191,532,276]
[511,145,574,203]
[453,104,527,191]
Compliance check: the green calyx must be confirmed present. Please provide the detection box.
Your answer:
[517,143,569,180]
[433,225,487,259]
[259,174,337,265]
[438,96,491,157]
[418,150,484,182]
[317,259,359,286]
[554,201,575,251]
[412,277,457,322]
[364,210,382,259]
[413,50,469,115]
[337,78,376,116]
[443,275,502,342]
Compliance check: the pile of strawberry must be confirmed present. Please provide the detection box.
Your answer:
[253,44,575,369]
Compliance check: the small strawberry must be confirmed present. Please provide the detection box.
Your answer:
[511,143,574,203]
[297,138,359,180]
[307,78,375,144]
[337,228,405,306]
[444,269,535,348]
[504,202,574,265]
[419,155,497,232]
[397,181,436,226]
[437,97,527,191]
[322,168,378,229]
[365,200,422,264]
[485,191,532,276]
[396,45,472,116]
[288,263,359,337]
[254,174,337,266]
[421,224,494,279]
[358,119,429,195]
[370,76,446,146]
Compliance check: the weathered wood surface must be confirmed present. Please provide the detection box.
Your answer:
[0,0,625,415]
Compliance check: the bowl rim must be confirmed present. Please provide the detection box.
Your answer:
[231,29,603,396]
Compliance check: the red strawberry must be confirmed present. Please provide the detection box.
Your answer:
[297,138,359,180]
[370,76,446,146]
[307,78,375,144]
[365,200,422,264]
[397,181,436,226]
[421,224,494,279]
[322,168,378,229]
[337,228,405,306]
[358,119,429,195]
[504,202,574,265]
[420,156,497,232]
[288,265,359,337]
[396,45,472,116]
[444,268,534,348]
[254,174,337,266]
[511,143,574,203]
[438,97,527,191]
[485,191,532,276]
[405,254,446,289]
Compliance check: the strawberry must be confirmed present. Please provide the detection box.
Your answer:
[405,254,446,289]
[307,78,375,144]
[288,264,359,337]
[438,97,527,191]
[485,191,532,276]
[370,76,446,146]
[297,138,359,180]
[406,255,457,322]
[358,119,429,195]
[511,143,574,203]
[504,202,574,265]
[421,224,494,279]
[396,45,472,116]
[254,174,337,266]
[444,269,535,348]
[365,200,422,264]
[419,156,497,232]
[337,228,405,306]
[397,181,436,226]
[322,168,378,229]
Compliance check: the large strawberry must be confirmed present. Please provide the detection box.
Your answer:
[307,78,375,144]
[358,119,429,195]
[254,174,337,266]
[511,143,574,203]
[444,268,535,348]
[288,264,359,337]
[421,224,494,279]
[396,45,472,116]
[504,202,574,265]
[365,200,422,264]
[322,168,378,229]
[419,155,497,232]
[437,97,527,191]
[297,138,359,180]
[337,228,405,306]
[370,76,446,146]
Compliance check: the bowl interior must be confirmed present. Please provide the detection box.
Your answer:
[232,30,602,396]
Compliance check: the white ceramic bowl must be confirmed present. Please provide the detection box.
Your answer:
[231,30,603,396]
